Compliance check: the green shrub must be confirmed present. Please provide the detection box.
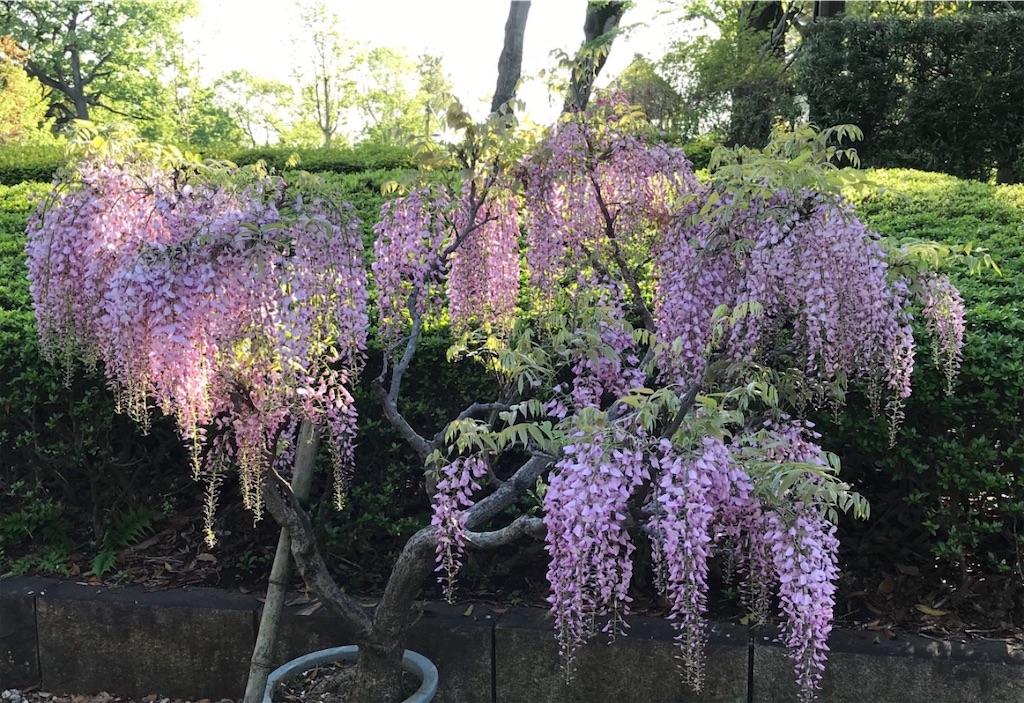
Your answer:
[0,142,417,186]
[818,169,1024,583]
[209,142,416,175]
[797,13,1024,183]
[0,146,65,186]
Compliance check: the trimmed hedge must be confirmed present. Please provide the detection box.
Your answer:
[3,168,1022,588]
[796,13,1024,183]
[0,141,417,186]
[818,169,1024,581]
[0,145,65,185]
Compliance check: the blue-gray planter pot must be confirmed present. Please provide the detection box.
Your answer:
[263,645,439,703]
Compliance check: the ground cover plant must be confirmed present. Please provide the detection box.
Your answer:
[20,109,973,703]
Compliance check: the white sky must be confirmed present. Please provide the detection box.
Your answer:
[181,0,689,126]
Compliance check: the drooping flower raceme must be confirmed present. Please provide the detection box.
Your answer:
[447,188,521,335]
[372,187,451,345]
[27,154,369,539]
[543,428,650,667]
[654,193,921,420]
[431,456,489,602]
[918,272,965,395]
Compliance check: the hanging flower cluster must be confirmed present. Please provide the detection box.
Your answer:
[648,436,755,691]
[27,153,368,539]
[521,110,697,301]
[543,428,649,666]
[372,187,451,344]
[430,456,489,601]
[654,193,922,418]
[918,272,966,395]
[447,188,521,334]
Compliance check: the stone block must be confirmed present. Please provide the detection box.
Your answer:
[0,577,59,688]
[753,625,1024,703]
[36,581,258,699]
[406,602,494,703]
[495,608,749,703]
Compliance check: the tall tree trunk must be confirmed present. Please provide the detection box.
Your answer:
[813,1,846,20]
[491,1,531,114]
[67,8,90,122]
[562,1,628,113]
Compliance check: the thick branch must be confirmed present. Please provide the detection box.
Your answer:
[368,525,438,649]
[372,377,432,458]
[465,453,550,530]
[563,1,627,113]
[466,514,545,549]
[263,471,373,635]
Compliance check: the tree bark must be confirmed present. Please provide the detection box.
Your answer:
[491,1,531,114]
[242,420,321,703]
[813,1,846,20]
[563,1,628,113]
[66,7,90,122]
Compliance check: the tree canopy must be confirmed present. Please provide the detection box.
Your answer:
[0,0,196,128]
[0,34,49,143]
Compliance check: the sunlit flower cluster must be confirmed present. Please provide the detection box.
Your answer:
[27,155,368,539]
[448,188,521,334]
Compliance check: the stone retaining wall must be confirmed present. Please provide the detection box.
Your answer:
[2,577,1021,703]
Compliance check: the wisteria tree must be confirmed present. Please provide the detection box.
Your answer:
[26,110,967,702]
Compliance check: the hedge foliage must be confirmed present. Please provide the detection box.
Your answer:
[817,169,1024,581]
[796,13,1024,183]
[0,141,416,186]
[3,167,1022,585]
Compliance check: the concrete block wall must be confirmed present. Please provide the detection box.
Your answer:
[2,577,1022,703]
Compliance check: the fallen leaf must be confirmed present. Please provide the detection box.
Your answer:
[196,553,217,563]
[877,575,896,595]
[915,604,948,617]
[884,629,896,639]
[490,607,509,615]
[132,535,161,551]
[463,604,474,616]
[895,564,920,576]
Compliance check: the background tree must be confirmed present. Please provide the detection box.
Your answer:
[0,0,195,129]
[562,0,629,112]
[141,57,244,148]
[490,0,531,114]
[214,70,294,148]
[659,0,803,147]
[293,0,357,149]
[354,46,419,145]
[414,52,455,137]
[0,34,49,144]
[606,54,684,137]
